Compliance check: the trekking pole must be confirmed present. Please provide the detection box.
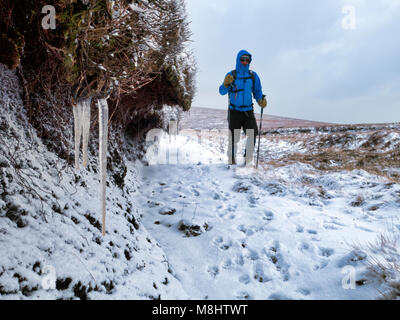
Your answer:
[256,95,265,169]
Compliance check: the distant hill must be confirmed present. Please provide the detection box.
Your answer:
[180,107,335,130]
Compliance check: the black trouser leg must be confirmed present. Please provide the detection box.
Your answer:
[243,111,259,165]
[242,111,258,142]
[228,109,244,164]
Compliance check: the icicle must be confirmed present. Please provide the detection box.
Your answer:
[97,98,108,236]
[73,103,83,169]
[73,98,92,169]
[81,98,92,167]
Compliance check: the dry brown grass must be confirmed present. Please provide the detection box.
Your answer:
[356,233,400,300]
[265,148,400,183]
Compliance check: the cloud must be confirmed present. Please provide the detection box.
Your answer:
[187,0,400,123]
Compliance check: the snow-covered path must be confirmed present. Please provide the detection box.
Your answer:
[133,133,399,300]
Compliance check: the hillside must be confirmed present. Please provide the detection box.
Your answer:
[0,63,190,299]
[179,107,335,130]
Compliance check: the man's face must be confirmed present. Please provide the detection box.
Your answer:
[240,55,250,66]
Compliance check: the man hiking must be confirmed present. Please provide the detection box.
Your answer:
[219,49,267,166]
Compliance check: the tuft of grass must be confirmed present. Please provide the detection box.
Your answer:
[356,232,400,300]
[350,195,365,207]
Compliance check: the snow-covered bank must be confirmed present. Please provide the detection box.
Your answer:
[0,64,187,299]
[136,130,400,299]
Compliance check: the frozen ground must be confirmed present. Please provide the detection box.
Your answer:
[137,128,400,300]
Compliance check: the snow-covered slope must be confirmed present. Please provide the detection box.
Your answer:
[136,129,400,300]
[0,64,187,299]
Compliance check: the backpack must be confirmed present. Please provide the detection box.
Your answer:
[231,69,255,88]
[227,69,256,120]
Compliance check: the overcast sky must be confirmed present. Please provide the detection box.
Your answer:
[186,0,400,124]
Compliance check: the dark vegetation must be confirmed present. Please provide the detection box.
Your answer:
[0,0,196,165]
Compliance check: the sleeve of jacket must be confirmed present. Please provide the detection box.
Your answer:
[219,72,233,96]
[252,71,263,101]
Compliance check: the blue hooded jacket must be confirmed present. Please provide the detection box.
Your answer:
[219,49,263,112]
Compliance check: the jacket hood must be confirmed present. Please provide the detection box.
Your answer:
[236,49,252,74]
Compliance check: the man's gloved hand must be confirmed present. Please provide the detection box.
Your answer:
[257,96,267,108]
[223,74,235,88]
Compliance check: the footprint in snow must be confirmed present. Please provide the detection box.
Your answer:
[313,259,329,271]
[212,236,223,246]
[245,248,259,261]
[213,192,221,200]
[253,262,271,283]
[247,195,258,207]
[239,274,251,285]
[297,288,311,296]
[299,241,315,253]
[223,191,232,200]
[219,239,233,251]
[222,259,233,269]
[217,212,227,219]
[263,210,274,221]
[207,265,219,278]
[227,204,238,212]
[237,224,258,236]
[211,180,219,186]
[307,229,321,242]
[268,292,293,300]
[264,242,290,281]
[235,254,245,266]
[235,291,252,300]
[319,247,335,258]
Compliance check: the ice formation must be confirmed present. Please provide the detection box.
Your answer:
[73,98,92,169]
[97,98,109,236]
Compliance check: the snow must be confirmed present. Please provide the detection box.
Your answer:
[1,62,399,299]
[0,64,188,300]
[135,131,400,300]
[129,3,145,13]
